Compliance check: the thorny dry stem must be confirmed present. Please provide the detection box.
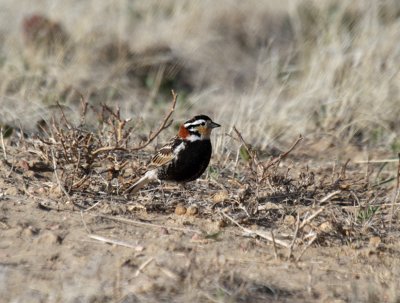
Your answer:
[232,126,303,182]
[131,90,177,151]
[262,135,303,172]
[389,153,400,230]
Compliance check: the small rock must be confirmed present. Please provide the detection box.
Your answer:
[23,170,35,178]
[217,219,227,228]
[5,186,19,196]
[283,215,296,225]
[175,204,187,215]
[49,185,63,198]
[17,160,30,171]
[36,187,47,195]
[35,231,61,245]
[186,205,199,216]
[213,191,229,204]
[319,221,334,233]
[369,236,381,249]
[21,225,40,237]
[160,227,169,235]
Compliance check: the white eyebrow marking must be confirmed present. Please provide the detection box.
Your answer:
[184,119,206,128]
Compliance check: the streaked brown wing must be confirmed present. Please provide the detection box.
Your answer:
[150,148,174,167]
[149,141,175,167]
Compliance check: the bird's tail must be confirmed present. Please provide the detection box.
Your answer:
[125,169,158,194]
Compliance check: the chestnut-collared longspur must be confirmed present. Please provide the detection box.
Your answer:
[127,115,220,194]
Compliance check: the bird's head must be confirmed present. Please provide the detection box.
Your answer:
[178,115,220,141]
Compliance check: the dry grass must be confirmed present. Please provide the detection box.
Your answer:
[2,0,400,302]
[0,0,399,150]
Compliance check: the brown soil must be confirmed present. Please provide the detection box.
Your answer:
[1,135,400,303]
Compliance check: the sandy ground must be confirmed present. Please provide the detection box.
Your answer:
[1,152,400,303]
[1,1,400,302]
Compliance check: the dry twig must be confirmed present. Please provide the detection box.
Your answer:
[89,234,144,251]
[50,147,70,199]
[287,213,300,260]
[389,153,400,230]
[270,230,279,260]
[0,128,7,160]
[263,135,303,172]
[300,207,324,229]
[232,127,303,183]
[319,190,341,205]
[134,257,154,277]
[131,90,178,151]
[96,214,202,235]
[295,234,317,262]
[80,211,91,234]
[221,211,290,247]
[355,159,399,164]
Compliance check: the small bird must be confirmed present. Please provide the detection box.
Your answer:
[127,115,220,194]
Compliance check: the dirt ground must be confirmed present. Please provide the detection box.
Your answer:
[2,1,400,302]
[1,137,400,303]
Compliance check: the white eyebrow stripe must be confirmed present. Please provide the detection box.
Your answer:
[184,119,206,128]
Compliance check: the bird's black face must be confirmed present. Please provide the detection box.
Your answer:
[181,115,220,141]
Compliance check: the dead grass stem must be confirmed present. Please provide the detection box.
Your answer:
[96,214,202,235]
[221,211,290,248]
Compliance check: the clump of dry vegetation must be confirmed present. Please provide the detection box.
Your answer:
[28,92,178,196]
[5,91,397,253]
[2,0,400,302]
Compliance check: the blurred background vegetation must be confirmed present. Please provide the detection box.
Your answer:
[0,0,399,155]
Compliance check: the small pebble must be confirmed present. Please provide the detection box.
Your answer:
[369,236,381,249]
[175,204,187,215]
[213,191,228,203]
[35,231,61,245]
[186,205,198,216]
[217,219,227,228]
[283,215,296,225]
[5,186,19,196]
[319,221,334,233]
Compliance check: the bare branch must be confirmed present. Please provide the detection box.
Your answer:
[131,90,178,151]
[263,134,303,171]
[389,153,400,230]
[221,211,290,247]
[287,213,300,260]
[56,102,72,130]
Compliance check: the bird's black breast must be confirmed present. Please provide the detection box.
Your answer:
[158,140,212,182]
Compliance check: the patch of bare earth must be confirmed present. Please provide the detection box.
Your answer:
[1,100,400,303]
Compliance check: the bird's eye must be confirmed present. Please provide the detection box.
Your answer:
[201,122,206,126]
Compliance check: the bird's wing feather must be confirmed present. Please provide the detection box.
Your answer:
[150,136,183,167]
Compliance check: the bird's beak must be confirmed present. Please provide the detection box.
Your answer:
[210,121,221,129]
